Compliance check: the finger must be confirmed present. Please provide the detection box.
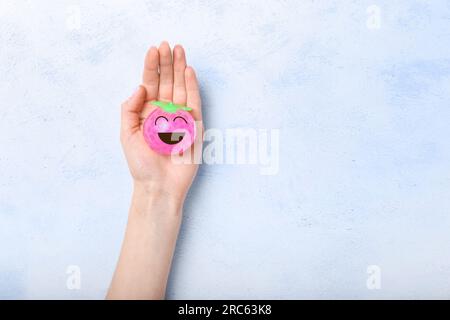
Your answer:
[121,86,146,137]
[142,46,159,101]
[185,66,202,121]
[172,45,187,105]
[158,41,173,101]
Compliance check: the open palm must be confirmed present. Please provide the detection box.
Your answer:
[120,42,203,203]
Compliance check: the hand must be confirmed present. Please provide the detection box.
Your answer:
[120,42,203,204]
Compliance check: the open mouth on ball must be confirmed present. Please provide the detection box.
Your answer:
[158,132,185,145]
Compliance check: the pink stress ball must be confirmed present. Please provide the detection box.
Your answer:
[143,101,196,155]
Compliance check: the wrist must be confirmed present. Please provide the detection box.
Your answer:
[132,181,185,218]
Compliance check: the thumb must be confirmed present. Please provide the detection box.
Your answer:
[121,85,146,136]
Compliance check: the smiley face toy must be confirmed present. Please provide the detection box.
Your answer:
[143,101,196,155]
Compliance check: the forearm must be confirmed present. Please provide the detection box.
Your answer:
[107,182,183,300]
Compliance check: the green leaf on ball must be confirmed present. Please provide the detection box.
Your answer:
[151,101,192,113]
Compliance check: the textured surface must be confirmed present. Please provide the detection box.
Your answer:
[1,0,450,299]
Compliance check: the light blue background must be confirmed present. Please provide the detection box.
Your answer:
[1,0,450,299]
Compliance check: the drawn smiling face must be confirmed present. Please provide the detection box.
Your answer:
[143,107,196,155]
